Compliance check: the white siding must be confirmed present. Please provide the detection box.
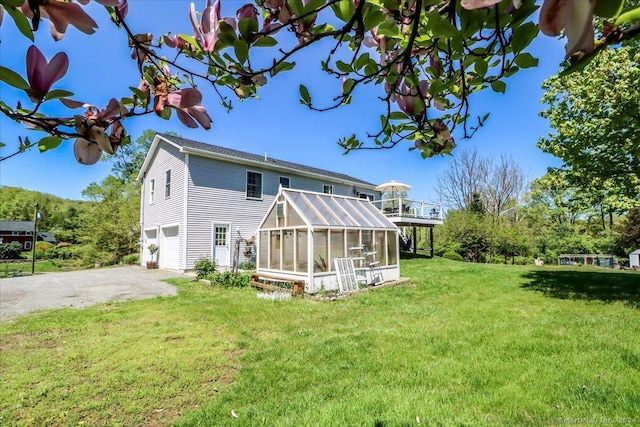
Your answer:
[185,156,379,270]
[140,142,186,269]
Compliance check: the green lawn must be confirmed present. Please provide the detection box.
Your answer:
[1,258,638,426]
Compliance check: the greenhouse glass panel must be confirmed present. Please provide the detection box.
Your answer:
[330,230,345,262]
[362,230,373,253]
[339,200,372,227]
[296,230,308,272]
[387,231,398,265]
[375,230,386,266]
[270,230,281,269]
[323,197,357,227]
[306,194,341,226]
[314,230,329,272]
[286,202,305,227]
[263,204,278,228]
[290,192,325,225]
[283,230,294,271]
[259,231,268,269]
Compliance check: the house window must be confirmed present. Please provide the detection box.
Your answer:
[24,241,32,250]
[322,184,334,194]
[12,231,19,236]
[26,231,33,236]
[165,170,171,198]
[279,176,290,188]
[246,171,262,199]
[359,193,374,201]
[150,179,155,203]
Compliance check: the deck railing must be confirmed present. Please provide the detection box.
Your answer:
[371,198,443,221]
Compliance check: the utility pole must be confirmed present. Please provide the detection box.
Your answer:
[31,203,38,275]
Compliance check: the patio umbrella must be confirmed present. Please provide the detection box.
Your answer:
[374,179,412,196]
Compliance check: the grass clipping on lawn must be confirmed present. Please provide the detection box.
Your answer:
[1,258,639,426]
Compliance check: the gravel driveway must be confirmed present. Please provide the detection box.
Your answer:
[0,266,183,321]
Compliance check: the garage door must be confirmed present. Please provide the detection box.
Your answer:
[161,226,180,270]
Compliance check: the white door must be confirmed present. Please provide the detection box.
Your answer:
[161,226,180,270]
[213,224,230,268]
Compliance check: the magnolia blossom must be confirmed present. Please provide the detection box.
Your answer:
[462,0,595,58]
[190,0,236,52]
[393,81,430,120]
[539,0,596,58]
[70,98,128,165]
[25,45,69,102]
[155,87,212,130]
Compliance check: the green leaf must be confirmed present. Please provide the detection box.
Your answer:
[233,40,249,64]
[44,89,74,101]
[238,17,258,42]
[559,49,601,77]
[299,84,311,104]
[129,86,148,101]
[614,5,640,26]
[429,11,460,39]
[389,111,408,121]
[342,78,355,95]
[0,142,6,149]
[0,66,29,90]
[594,0,624,19]
[303,0,325,14]
[474,58,488,77]
[271,61,295,77]
[1,0,26,7]
[37,136,63,153]
[336,60,353,73]
[252,36,277,47]
[217,22,237,48]
[491,80,506,94]
[4,4,34,41]
[511,22,538,53]
[513,53,538,68]
[286,0,304,17]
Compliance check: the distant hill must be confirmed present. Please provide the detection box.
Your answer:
[0,186,88,234]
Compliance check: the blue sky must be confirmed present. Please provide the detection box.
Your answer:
[0,0,564,203]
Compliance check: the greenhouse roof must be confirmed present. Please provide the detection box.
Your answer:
[270,189,398,230]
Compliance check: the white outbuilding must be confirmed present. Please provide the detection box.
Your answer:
[630,249,640,268]
[256,188,400,293]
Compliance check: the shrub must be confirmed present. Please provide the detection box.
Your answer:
[194,258,217,279]
[44,244,83,260]
[122,254,140,265]
[237,261,256,271]
[442,251,464,262]
[35,241,54,252]
[0,242,23,260]
[209,271,250,288]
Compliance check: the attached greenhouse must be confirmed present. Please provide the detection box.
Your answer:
[256,188,400,293]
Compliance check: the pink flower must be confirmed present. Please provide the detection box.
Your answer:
[21,0,98,40]
[25,45,69,102]
[237,4,258,24]
[190,0,236,52]
[540,0,596,58]
[74,98,128,155]
[460,0,521,10]
[394,80,430,119]
[155,87,212,129]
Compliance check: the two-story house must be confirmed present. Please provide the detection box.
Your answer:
[137,134,382,271]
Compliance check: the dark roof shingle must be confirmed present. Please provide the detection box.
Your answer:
[159,134,376,187]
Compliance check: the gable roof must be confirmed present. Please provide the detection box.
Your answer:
[0,221,35,232]
[138,133,377,188]
[259,188,398,230]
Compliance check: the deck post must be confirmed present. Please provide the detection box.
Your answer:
[413,226,417,256]
[429,226,434,258]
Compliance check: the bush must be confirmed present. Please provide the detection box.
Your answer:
[442,251,464,262]
[122,253,140,265]
[194,258,217,279]
[237,261,256,271]
[44,244,83,260]
[0,242,23,260]
[35,241,54,252]
[208,271,250,288]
